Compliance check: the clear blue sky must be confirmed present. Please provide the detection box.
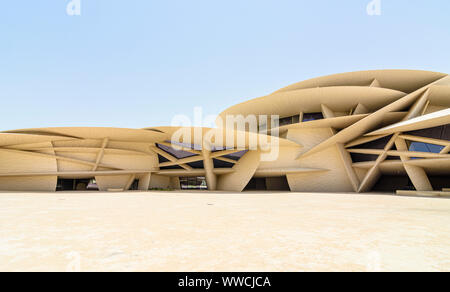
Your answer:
[1,0,449,130]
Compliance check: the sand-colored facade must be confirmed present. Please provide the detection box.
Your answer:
[1,70,449,193]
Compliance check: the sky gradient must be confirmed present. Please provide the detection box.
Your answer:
[1,0,449,130]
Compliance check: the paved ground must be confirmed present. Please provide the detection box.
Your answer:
[0,191,449,272]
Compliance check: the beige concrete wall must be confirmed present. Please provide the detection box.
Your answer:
[101,153,158,171]
[284,128,354,192]
[138,173,151,191]
[286,128,333,154]
[257,146,303,170]
[0,176,57,192]
[170,177,181,190]
[150,174,171,189]
[56,154,96,172]
[0,142,58,191]
[287,145,354,192]
[96,175,132,191]
[217,150,261,192]
[52,139,103,148]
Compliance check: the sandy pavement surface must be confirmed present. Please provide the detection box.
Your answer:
[0,191,449,272]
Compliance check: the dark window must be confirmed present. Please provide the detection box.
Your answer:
[278,115,300,127]
[350,153,379,163]
[302,112,324,122]
[157,144,198,159]
[349,135,400,161]
[168,141,202,151]
[386,155,401,160]
[159,165,185,170]
[244,178,267,191]
[405,125,450,141]
[158,154,186,169]
[222,150,248,161]
[179,177,207,190]
[158,154,170,163]
[187,161,204,169]
[349,135,393,150]
[213,159,234,168]
[129,179,139,191]
[279,117,292,127]
[56,178,98,191]
[429,176,450,190]
[408,142,445,153]
[266,177,290,191]
[373,175,414,193]
[211,146,234,152]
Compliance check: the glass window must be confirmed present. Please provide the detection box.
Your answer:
[180,177,208,190]
[349,135,393,150]
[408,142,444,153]
[350,153,379,163]
[277,115,301,127]
[279,117,293,127]
[187,161,204,169]
[223,150,248,161]
[406,125,450,140]
[157,143,198,159]
[213,159,234,168]
[302,112,324,122]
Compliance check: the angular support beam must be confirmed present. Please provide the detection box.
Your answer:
[0,148,121,170]
[395,138,433,191]
[358,87,439,192]
[348,149,450,159]
[299,75,448,158]
[202,146,217,191]
[441,145,450,154]
[92,137,109,171]
[210,150,243,159]
[214,157,237,164]
[357,155,383,193]
[321,104,335,119]
[158,142,202,155]
[398,134,450,147]
[138,173,151,191]
[336,143,360,192]
[421,100,431,116]
[150,145,192,170]
[150,145,177,162]
[124,174,137,191]
[403,89,430,120]
[370,79,381,88]
[353,103,369,115]
[358,133,399,192]
[159,155,204,168]
[345,134,390,148]
[368,107,450,136]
